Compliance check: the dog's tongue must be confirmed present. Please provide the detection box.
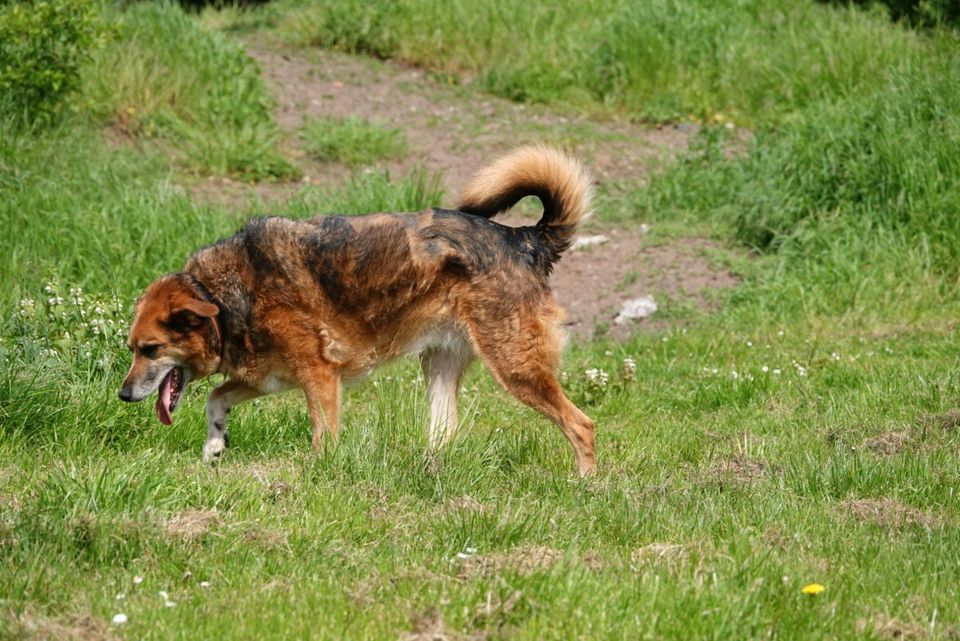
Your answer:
[155,370,174,425]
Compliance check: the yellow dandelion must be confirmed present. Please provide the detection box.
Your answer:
[801,583,825,595]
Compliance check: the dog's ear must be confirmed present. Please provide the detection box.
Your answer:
[168,296,219,331]
[176,298,219,318]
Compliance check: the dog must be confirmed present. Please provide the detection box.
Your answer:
[119,145,596,476]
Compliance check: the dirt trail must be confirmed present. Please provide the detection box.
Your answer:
[191,38,739,337]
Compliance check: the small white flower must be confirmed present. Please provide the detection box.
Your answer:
[115,593,126,600]
[777,330,785,337]
[133,575,144,585]
[158,590,169,600]
[465,546,477,554]
[731,371,740,380]
[111,613,128,625]
[831,352,840,361]
[761,366,769,373]
[585,368,609,388]
[773,369,782,375]
[746,341,753,347]
[200,581,211,589]
[164,600,176,608]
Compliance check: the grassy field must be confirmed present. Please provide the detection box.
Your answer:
[3,1,960,639]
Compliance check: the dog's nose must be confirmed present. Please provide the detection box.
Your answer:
[118,387,134,402]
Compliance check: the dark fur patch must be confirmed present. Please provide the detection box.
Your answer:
[301,216,357,313]
[426,209,561,276]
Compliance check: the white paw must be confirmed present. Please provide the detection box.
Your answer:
[202,438,226,463]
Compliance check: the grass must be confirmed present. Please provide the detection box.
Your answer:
[3,0,960,639]
[83,2,297,180]
[274,0,930,125]
[300,116,408,166]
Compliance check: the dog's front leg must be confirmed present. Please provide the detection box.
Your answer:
[203,380,263,462]
[300,365,341,451]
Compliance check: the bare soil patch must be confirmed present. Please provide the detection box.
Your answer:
[166,509,221,541]
[857,615,930,640]
[842,499,937,530]
[555,234,739,337]
[401,610,482,641]
[244,39,693,198]
[863,431,912,455]
[6,611,117,641]
[459,545,564,578]
[919,408,960,432]
[704,455,771,486]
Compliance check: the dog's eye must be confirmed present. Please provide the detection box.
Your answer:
[139,344,160,359]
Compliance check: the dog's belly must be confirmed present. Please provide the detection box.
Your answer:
[257,373,296,394]
[335,325,472,385]
[401,325,470,357]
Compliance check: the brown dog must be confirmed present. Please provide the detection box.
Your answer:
[119,145,596,475]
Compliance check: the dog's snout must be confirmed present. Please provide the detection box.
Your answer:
[118,386,134,402]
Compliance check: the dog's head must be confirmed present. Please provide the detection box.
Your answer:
[119,274,220,424]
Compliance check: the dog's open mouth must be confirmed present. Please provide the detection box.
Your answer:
[155,367,185,425]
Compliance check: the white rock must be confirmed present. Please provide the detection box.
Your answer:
[570,235,610,251]
[615,296,658,324]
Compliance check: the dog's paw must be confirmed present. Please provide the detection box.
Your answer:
[202,438,227,463]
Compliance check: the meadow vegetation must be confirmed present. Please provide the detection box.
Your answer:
[2,1,959,639]
[299,116,409,166]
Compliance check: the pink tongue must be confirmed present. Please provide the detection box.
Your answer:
[155,370,174,425]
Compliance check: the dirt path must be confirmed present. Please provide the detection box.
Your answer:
[190,37,740,337]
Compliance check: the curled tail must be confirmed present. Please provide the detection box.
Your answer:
[457,145,593,260]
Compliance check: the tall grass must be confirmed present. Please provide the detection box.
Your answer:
[634,54,960,318]
[278,0,925,124]
[83,2,296,179]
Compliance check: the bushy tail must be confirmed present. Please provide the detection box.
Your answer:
[457,145,593,258]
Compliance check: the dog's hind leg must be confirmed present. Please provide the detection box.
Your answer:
[468,305,596,476]
[300,364,342,451]
[420,342,474,449]
[204,380,263,462]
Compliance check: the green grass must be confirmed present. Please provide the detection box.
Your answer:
[4,0,960,639]
[83,2,297,180]
[632,54,960,321]
[274,0,929,125]
[300,116,408,166]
